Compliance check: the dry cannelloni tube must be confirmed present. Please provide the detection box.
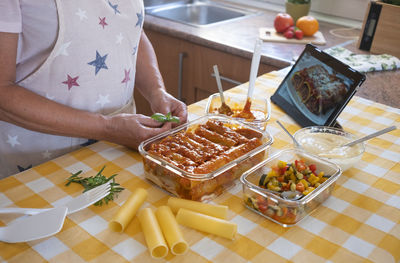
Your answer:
[109,188,147,232]
[138,208,169,259]
[155,206,188,255]
[176,208,237,240]
[168,197,228,219]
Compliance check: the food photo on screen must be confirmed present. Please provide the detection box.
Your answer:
[278,51,354,125]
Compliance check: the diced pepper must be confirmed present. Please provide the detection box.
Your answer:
[267,169,278,177]
[290,173,297,182]
[296,182,305,192]
[299,179,309,188]
[308,173,319,185]
[309,164,317,173]
[278,160,287,169]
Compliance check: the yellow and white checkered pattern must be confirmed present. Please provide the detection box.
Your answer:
[1,72,399,263]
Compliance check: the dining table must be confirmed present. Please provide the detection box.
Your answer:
[0,70,399,263]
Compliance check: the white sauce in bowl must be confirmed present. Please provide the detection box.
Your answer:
[296,132,364,171]
[297,133,362,158]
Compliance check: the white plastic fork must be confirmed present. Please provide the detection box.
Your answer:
[0,183,111,215]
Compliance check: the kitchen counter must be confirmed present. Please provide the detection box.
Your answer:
[1,72,399,262]
[144,7,400,108]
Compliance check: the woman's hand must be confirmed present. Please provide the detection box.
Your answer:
[150,90,188,127]
[103,113,171,150]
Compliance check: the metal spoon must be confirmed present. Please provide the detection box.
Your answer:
[276,120,302,148]
[213,65,233,116]
[280,191,303,201]
[319,125,397,158]
[342,125,396,147]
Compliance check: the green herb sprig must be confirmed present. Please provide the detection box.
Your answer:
[151,112,180,123]
[66,166,124,206]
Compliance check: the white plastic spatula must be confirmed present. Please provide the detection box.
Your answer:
[237,39,263,119]
[0,206,67,243]
[247,38,263,100]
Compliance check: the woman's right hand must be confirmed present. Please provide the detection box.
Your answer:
[103,113,172,150]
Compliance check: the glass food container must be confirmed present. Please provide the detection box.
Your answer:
[139,115,273,202]
[205,93,271,130]
[240,149,341,227]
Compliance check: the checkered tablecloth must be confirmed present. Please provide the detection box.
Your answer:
[1,71,399,263]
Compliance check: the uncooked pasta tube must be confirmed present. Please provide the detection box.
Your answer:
[167,197,228,219]
[176,208,237,240]
[109,188,147,232]
[138,208,168,259]
[155,206,188,255]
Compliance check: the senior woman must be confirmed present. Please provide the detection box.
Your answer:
[0,0,187,178]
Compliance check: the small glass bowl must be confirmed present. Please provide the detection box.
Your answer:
[205,93,271,130]
[240,148,341,227]
[293,126,365,171]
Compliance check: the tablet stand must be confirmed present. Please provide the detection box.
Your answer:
[332,121,343,130]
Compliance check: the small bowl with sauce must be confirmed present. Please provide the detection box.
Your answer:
[293,126,365,171]
[205,93,271,130]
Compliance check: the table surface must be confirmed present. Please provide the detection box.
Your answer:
[1,72,399,263]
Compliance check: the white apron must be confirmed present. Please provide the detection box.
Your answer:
[0,0,144,178]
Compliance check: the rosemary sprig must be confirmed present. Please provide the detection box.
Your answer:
[66,165,124,206]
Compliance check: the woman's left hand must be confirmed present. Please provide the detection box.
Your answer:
[150,90,188,127]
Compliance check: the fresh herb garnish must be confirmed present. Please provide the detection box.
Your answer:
[151,112,180,123]
[65,166,124,206]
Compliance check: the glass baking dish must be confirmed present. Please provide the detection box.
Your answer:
[139,115,273,201]
[240,149,341,227]
[205,93,271,130]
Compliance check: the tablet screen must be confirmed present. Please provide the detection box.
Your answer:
[271,44,365,127]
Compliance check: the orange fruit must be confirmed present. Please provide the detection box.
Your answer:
[296,16,319,36]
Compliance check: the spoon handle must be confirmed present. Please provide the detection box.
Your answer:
[276,120,301,147]
[247,39,263,100]
[343,125,397,147]
[213,65,225,104]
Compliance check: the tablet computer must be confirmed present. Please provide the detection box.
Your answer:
[271,44,366,127]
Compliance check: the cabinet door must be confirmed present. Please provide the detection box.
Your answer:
[189,44,279,103]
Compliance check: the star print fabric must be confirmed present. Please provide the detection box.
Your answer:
[0,0,145,178]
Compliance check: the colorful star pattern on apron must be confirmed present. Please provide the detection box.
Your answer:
[0,0,145,178]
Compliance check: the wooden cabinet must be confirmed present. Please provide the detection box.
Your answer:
[134,30,279,115]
